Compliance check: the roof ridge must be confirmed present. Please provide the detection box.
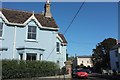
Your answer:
[1,8,58,29]
[1,8,42,14]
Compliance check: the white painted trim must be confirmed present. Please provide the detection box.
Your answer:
[40,54,42,61]
[0,22,4,39]
[25,24,38,41]
[57,34,67,46]
[57,34,63,43]
[0,11,59,31]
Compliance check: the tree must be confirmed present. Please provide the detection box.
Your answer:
[67,56,74,61]
[92,38,116,72]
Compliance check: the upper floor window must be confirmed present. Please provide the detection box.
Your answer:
[0,22,3,37]
[56,42,60,53]
[27,26,36,40]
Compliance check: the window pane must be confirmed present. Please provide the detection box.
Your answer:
[20,54,23,60]
[57,48,59,52]
[0,23,3,29]
[57,42,59,47]
[32,26,36,32]
[28,27,32,32]
[32,33,36,39]
[26,53,37,61]
[26,54,31,60]
[56,42,60,52]
[0,31,2,37]
[27,26,36,39]
[27,33,32,39]
[32,55,36,60]
[0,23,3,37]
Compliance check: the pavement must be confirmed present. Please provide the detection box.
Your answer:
[38,74,71,78]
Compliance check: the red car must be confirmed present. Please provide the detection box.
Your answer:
[75,69,88,79]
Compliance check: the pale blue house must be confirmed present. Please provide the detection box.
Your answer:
[0,1,67,68]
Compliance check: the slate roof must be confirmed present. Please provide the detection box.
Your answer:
[58,33,67,44]
[0,8,58,28]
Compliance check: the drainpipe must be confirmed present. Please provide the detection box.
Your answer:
[13,26,16,59]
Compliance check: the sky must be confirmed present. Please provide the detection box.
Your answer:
[1,0,119,2]
[1,2,118,57]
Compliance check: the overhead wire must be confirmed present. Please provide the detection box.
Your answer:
[46,1,86,60]
[63,0,86,35]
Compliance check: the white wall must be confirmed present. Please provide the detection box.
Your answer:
[77,57,93,67]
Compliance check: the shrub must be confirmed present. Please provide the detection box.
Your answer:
[2,60,59,79]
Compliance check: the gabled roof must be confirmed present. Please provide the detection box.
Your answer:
[0,8,58,29]
[111,43,120,50]
[58,33,67,44]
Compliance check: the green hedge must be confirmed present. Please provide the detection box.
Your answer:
[2,60,59,79]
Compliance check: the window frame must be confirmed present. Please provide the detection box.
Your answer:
[56,42,60,53]
[26,53,37,61]
[0,22,3,38]
[27,25,37,41]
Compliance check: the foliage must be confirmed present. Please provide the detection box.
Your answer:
[79,64,85,68]
[92,38,116,72]
[2,60,59,79]
[75,64,86,69]
[67,56,74,61]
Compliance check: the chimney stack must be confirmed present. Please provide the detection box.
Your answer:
[44,0,52,18]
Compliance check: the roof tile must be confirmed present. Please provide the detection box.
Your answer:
[1,8,58,28]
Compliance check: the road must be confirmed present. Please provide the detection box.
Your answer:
[37,73,120,80]
[3,73,120,80]
[34,73,120,80]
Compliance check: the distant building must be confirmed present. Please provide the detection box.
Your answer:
[72,56,93,68]
[110,43,120,72]
[0,1,67,68]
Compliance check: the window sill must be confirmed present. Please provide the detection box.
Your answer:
[56,52,61,54]
[25,39,38,43]
[0,38,4,40]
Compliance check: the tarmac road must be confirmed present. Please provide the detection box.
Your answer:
[3,73,120,80]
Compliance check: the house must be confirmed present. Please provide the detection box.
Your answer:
[110,43,120,72]
[0,1,67,68]
[72,56,93,68]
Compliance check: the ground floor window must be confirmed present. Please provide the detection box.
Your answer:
[39,54,42,60]
[19,54,23,60]
[26,53,37,61]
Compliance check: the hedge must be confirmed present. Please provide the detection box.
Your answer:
[2,60,59,79]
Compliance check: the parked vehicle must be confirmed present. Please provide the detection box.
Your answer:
[71,68,77,78]
[71,68,88,78]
